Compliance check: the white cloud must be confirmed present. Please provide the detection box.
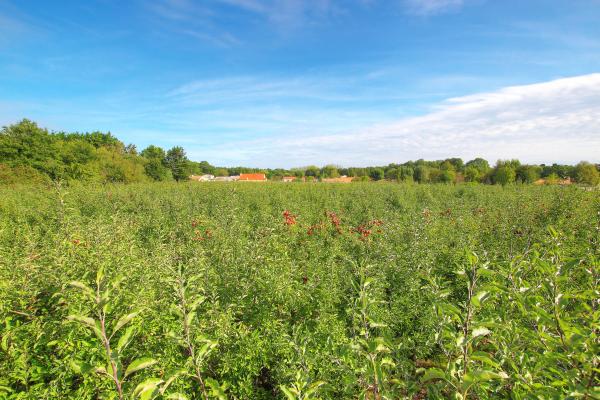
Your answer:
[404,0,465,15]
[188,74,600,167]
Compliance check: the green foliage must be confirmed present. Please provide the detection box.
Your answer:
[369,168,385,181]
[165,147,191,182]
[574,161,600,185]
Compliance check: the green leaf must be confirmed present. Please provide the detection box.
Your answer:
[166,393,188,400]
[133,378,162,399]
[305,381,326,397]
[112,312,138,337]
[96,266,105,288]
[470,351,499,368]
[206,377,228,400]
[471,291,488,307]
[116,326,136,353]
[66,314,95,328]
[69,281,94,297]
[422,368,447,383]
[125,358,157,378]
[185,310,195,328]
[70,360,93,375]
[279,385,297,400]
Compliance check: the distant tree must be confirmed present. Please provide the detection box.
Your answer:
[414,165,430,183]
[516,165,541,184]
[165,146,190,181]
[445,157,464,172]
[213,168,229,177]
[140,145,166,160]
[466,158,490,172]
[493,166,516,186]
[574,161,599,185]
[438,169,456,183]
[304,166,320,178]
[464,166,482,183]
[541,163,574,179]
[398,166,414,182]
[124,144,137,155]
[440,161,454,171]
[321,165,340,178]
[369,168,384,181]
[144,159,172,181]
[385,168,400,181]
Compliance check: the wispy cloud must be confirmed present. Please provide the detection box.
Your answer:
[184,73,600,166]
[404,0,465,15]
[145,0,344,42]
[216,0,342,27]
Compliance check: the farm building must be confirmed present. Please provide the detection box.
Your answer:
[239,173,267,181]
[214,176,239,182]
[282,176,296,182]
[189,174,214,181]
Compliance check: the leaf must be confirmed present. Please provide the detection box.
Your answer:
[185,310,195,328]
[116,325,136,353]
[125,358,157,378]
[305,381,326,397]
[206,377,228,400]
[188,296,206,313]
[279,385,297,400]
[421,368,447,383]
[160,370,185,394]
[112,312,138,336]
[166,394,188,400]
[471,327,491,338]
[96,266,105,288]
[66,314,94,327]
[69,281,94,297]
[70,360,93,375]
[133,378,163,399]
[470,351,500,368]
[471,291,488,307]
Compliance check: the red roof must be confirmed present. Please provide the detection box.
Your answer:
[239,173,267,181]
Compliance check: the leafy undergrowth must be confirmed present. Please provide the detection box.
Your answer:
[0,182,598,399]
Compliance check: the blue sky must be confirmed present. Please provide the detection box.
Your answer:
[1,0,599,167]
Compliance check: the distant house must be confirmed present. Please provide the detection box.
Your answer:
[322,175,354,183]
[239,173,267,181]
[282,176,297,182]
[214,175,239,182]
[190,174,214,181]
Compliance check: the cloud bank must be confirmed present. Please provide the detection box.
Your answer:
[186,73,600,167]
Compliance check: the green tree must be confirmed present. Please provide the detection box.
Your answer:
[369,168,384,181]
[321,165,340,178]
[140,145,166,160]
[144,159,172,181]
[304,166,320,178]
[414,165,430,183]
[516,165,541,184]
[493,166,516,186]
[574,161,599,185]
[165,146,190,181]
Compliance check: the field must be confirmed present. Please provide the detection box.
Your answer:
[0,182,598,399]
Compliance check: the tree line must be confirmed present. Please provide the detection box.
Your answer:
[1,119,598,185]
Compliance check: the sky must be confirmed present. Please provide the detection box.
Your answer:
[1,0,599,167]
